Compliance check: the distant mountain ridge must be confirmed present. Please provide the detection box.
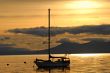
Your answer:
[0,39,110,55]
[34,39,110,54]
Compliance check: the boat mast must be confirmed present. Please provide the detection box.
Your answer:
[48,9,51,60]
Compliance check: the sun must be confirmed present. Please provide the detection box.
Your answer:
[66,1,102,9]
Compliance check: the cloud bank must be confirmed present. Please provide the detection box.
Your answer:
[8,24,110,36]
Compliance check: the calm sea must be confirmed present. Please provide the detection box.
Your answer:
[0,54,110,73]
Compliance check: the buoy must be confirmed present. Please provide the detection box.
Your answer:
[24,62,26,64]
[7,64,9,66]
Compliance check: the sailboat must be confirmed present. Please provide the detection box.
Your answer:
[34,9,70,68]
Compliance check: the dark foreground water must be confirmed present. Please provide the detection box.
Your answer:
[0,54,110,73]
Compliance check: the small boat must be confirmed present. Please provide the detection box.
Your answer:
[34,9,70,68]
[34,55,70,68]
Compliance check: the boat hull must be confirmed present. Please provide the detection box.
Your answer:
[34,60,70,68]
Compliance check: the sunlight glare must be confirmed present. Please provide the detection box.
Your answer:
[71,54,103,57]
[66,1,102,9]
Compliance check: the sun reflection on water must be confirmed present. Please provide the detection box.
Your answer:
[71,54,104,57]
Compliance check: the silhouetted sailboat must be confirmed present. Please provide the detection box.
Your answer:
[34,9,70,68]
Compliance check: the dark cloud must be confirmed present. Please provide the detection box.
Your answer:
[8,24,110,36]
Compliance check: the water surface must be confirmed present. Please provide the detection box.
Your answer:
[0,54,110,73]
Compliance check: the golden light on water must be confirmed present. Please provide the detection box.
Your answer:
[71,54,104,57]
[66,1,102,9]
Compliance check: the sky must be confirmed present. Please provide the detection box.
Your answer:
[0,0,110,34]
